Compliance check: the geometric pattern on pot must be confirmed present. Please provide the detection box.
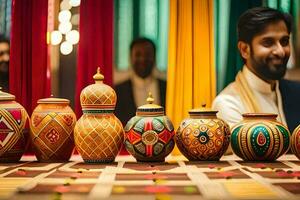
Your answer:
[0,108,28,158]
[75,114,124,163]
[125,116,174,160]
[176,118,230,161]
[30,112,76,160]
[231,122,290,161]
[80,84,116,110]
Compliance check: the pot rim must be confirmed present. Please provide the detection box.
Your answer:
[242,113,278,118]
[37,97,70,104]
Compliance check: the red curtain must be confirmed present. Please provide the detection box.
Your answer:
[75,0,113,117]
[10,0,50,115]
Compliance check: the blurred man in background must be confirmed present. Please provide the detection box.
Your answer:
[115,37,166,125]
[0,34,10,92]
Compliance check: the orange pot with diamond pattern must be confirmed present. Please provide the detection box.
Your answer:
[74,68,124,163]
[30,97,76,162]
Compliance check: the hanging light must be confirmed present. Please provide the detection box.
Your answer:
[66,30,79,44]
[69,0,81,7]
[58,10,71,23]
[60,41,73,55]
[60,0,72,10]
[50,31,62,45]
[71,14,79,25]
[58,22,72,34]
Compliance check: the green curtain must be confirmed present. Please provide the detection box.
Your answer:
[214,0,262,93]
[0,0,11,37]
[263,0,300,68]
[215,0,300,93]
[114,0,169,71]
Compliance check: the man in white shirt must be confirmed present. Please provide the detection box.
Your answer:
[212,7,300,133]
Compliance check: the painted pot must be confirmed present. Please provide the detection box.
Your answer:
[176,106,230,161]
[291,124,300,159]
[231,113,290,161]
[0,88,29,162]
[30,97,76,162]
[124,93,175,162]
[74,68,124,163]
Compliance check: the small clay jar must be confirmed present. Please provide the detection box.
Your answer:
[30,97,76,162]
[124,93,175,162]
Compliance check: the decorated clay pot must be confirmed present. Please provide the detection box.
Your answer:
[231,113,290,161]
[74,68,124,163]
[291,124,300,159]
[30,97,76,162]
[124,93,175,162]
[0,88,29,162]
[175,105,230,161]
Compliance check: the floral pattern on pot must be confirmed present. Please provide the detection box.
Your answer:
[176,106,230,161]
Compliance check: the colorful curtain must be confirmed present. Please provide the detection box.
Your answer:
[75,0,113,117]
[215,0,300,92]
[214,0,262,93]
[0,0,11,37]
[10,0,50,115]
[263,0,300,69]
[166,0,215,154]
[114,0,169,71]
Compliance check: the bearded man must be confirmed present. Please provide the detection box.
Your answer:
[212,7,300,133]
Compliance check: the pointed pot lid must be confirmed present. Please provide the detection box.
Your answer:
[0,87,15,101]
[93,67,104,83]
[136,92,164,116]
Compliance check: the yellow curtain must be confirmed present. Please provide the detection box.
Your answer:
[166,0,216,154]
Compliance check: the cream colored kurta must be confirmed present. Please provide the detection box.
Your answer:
[212,66,287,128]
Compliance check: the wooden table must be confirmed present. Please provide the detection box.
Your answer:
[1,154,300,200]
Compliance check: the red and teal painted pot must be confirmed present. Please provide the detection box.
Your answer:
[124,93,175,162]
[176,106,230,161]
[231,113,290,161]
[0,88,29,162]
[291,124,300,159]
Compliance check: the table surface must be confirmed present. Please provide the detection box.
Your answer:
[1,154,300,200]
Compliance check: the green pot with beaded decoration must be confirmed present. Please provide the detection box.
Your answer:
[231,113,291,161]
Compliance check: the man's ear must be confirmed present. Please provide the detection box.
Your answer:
[238,41,250,60]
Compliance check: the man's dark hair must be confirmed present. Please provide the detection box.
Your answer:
[238,7,292,44]
[130,37,156,55]
[0,34,9,44]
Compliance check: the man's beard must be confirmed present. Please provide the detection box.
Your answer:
[0,61,9,73]
[250,53,289,81]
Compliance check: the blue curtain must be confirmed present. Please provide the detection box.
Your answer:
[0,0,12,37]
[114,0,169,71]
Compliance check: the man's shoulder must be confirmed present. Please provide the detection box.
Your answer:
[157,78,166,86]
[280,79,300,90]
[115,79,132,91]
[212,81,243,111]
[215,82,239,99]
